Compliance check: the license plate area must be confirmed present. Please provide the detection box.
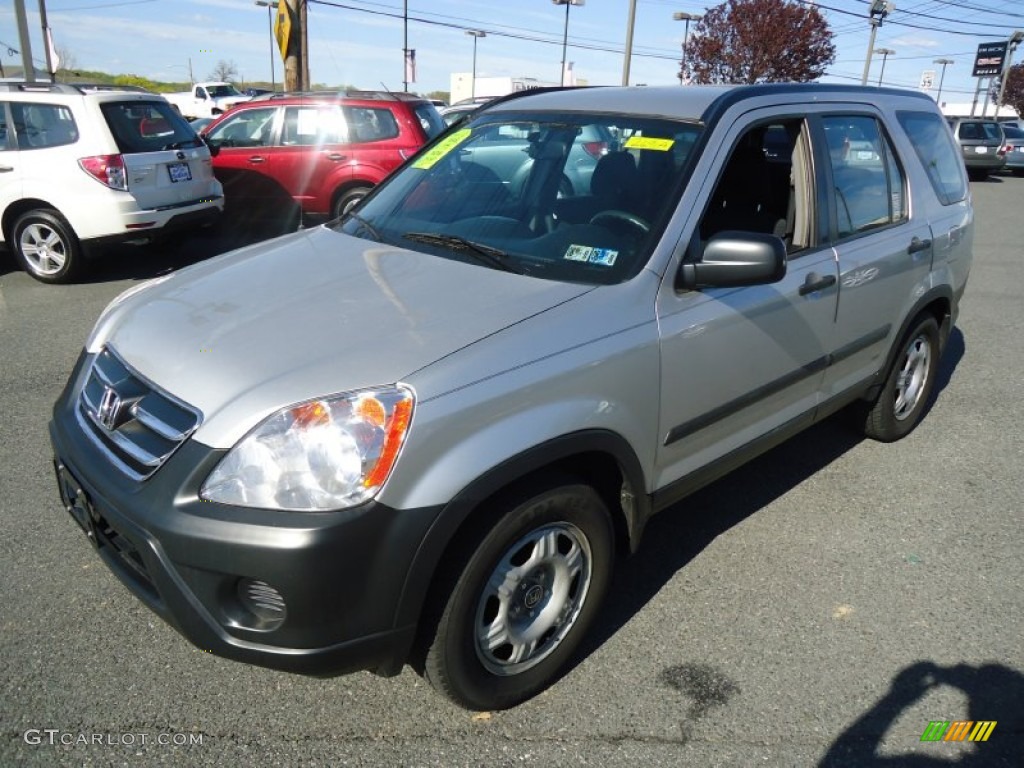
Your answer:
[54,462,99,547]
[167,161,192,182]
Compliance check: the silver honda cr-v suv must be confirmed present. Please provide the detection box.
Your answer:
[50,83,972,710]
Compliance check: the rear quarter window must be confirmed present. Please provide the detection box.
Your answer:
[896,111,967,206]
[100,101,201,154]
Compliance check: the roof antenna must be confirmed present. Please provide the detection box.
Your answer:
[379,81,393,93]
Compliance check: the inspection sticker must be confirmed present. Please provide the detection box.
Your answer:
[412,129,472,169]
[624,136,674,151]
[563,244,618,266]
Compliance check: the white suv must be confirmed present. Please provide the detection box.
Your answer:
[0,82,223,283]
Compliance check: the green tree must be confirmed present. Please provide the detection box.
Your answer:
[427,90,451,104]
[683,0,836,84]
[113,74,161,92]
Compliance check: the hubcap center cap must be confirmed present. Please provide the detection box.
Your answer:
[523,584,544,609]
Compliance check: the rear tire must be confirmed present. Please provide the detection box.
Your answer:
[860,314,940,442]
[12,209,83,284]
[424,480,614,710]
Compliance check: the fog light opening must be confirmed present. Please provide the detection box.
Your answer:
[236,578,287,630]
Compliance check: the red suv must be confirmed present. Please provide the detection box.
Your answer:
[203,91,444,220]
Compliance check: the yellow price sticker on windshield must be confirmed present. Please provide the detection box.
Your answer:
[412,129,472,169]
[624,136,674,151]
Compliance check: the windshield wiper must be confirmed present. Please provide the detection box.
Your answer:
[402,232,524,274]
[162,139,201,150]
[344,212,383,241]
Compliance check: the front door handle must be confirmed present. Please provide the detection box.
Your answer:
[907,236,932,254]
[248,155,266,164]
[0,165,13,173]
[799,272,837,296]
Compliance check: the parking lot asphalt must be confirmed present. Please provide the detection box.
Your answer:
[2,180,1022,767]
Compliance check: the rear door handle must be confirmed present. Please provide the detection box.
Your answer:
[248,156,266,164]
[0,165,13,172]
[325,153,347,162]
[799,273,837,296]
[907,236,932,254]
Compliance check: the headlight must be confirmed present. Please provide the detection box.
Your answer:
[200,385,414,511]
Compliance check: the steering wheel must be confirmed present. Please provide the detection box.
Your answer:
[589,210,650,235]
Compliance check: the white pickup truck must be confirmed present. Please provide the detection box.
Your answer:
[163,82,251,120]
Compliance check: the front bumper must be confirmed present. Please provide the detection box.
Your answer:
[49,351,442,677]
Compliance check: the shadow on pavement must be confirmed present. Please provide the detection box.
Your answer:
[820,660,1024,766]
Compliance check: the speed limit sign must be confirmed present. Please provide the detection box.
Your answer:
[920,70,936,90]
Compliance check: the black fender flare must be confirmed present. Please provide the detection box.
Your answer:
[866,284,953,402]
[391,429,649,632]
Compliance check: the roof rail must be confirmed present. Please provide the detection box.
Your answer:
[248,89,425,102]
[0,81,81,94]
[0,81,154,95]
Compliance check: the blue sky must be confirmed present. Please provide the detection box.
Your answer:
[1,0,1021,109]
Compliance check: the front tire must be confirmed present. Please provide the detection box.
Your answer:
[424,480,614,710]
[861,314,940,442]
[12,209,83,283]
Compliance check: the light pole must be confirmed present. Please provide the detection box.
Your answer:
[933,58,953,105]
[466,30,485,99]
[673,12,701,84]
[552,0,584,87]
[996,31,1024,116]
[861,0,894,85]
[254,0,276,92]
[875,48,895,86]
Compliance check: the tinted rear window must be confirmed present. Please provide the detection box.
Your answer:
[413,103,446,139]
[100,101,202,153]
[957,121,1002,142]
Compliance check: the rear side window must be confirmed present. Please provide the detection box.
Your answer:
[823,115,906,240]
[10,102,78,149]
[897,111,967,206]
[342,107,399,143]
[100,101,200,153]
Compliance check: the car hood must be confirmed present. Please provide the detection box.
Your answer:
[87,226,592,448]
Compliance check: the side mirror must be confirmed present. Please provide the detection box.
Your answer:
[677,231,787,290]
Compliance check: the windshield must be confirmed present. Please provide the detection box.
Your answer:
[208,85,242,98]
[332,111,701,285]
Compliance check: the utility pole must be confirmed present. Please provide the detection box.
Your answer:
[622,0,637,86]
[281,0,302,91]
[300,0,309,89]
[403,0,408,92]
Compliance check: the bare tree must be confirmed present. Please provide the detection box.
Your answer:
[208,59,239,83]
[55,43,77,72]
[683,0,836,85]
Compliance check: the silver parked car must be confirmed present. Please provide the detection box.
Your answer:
[50,83,972,710]
[947,117,1006,180]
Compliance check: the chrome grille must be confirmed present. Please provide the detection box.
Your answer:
[76,347,202,481]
